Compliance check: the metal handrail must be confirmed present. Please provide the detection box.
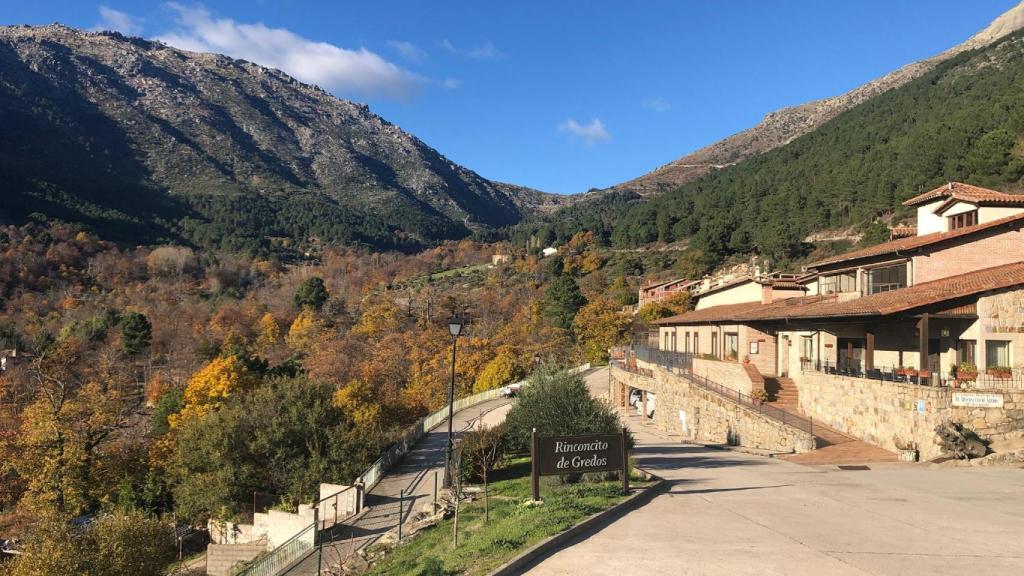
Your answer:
[801,359,1024,390]
[613,346,815,437]
[233,522,315,576]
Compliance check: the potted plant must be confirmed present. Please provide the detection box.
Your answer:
[895,366,911,377]
[987,365,1013,379]
[751,389,768,405]
[893,437,919,463]
[956,362,978,382]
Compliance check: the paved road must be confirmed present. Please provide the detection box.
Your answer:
[285,397,513,574]
[526,369,1024,576]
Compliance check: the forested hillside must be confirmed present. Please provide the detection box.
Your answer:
[0,25,562,255]
[516,29,1024,267]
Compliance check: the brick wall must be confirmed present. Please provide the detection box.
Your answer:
[913,226,1024,284]
[207,544,265,576]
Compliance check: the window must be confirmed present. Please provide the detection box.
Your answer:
[986,340,1011,368]
[802,336,814,361]
[663,331,669,350]
[693,332,699,355]
[957,340,977,366]
[670,331,677,352]
[948,210,978,231]
[724,333,739,361]
[711,332,718,358]
[867,264,907,295]
[684,331,690,353]
[820,272,856,294]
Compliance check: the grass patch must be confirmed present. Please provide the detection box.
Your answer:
[366,458,646,576]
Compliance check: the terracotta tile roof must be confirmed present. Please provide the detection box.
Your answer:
[889,226,917,239]
[806,212,1024,269]
[902,182,1024,207]
[641,277,695,291]
[656,261,1024,325]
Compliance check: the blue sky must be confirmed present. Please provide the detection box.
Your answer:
[3,1,1021,193]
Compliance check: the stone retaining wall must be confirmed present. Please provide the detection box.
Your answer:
[207,543,265,576]
[611,366,814,454]
[794,370,1024,460]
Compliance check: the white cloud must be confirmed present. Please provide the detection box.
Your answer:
[156,3,423,100]
[94,5,143,36]
[441,77,462,89]
[641,96,671,113]
[388,40,426,62]
[558,118,610,145]
[441,39,503,60]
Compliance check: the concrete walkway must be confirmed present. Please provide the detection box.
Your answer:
[283,397,513,575]
[525,370,1024,576]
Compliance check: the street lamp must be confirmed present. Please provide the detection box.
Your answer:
[444,316,464,488]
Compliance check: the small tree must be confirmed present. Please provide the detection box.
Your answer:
[461,423,506,522]
[293,277,329,310]
[504,365,628,453]
[119,311,152,356]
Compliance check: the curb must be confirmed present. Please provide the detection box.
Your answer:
[486,472,665,576]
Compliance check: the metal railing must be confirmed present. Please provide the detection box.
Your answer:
[613,345,814,437]
[800,359,1024,390]
[233,522,315,576]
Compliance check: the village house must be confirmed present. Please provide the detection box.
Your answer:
[637,277,698,309]
[619,182,1024,459]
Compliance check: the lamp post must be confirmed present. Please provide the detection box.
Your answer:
[444,316,464,488]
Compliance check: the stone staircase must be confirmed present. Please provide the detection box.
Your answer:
[763,376,896,465]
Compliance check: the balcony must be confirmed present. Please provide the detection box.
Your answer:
[800,359,1024,390]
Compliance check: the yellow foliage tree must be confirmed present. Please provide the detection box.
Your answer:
[255,312,281,350]
[332,379,382,430]
[573,296,632,364]
[351,298,403,339]
[474,347,524,393]
[169,356,257,428]
[285,309,321,351]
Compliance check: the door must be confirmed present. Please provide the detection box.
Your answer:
[837,338,866,373]
[779,335,790,377]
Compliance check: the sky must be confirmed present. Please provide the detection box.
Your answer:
[2,1,1021,194]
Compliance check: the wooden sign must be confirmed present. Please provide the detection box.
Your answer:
[530,428,629,501]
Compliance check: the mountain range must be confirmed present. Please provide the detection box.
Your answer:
[0,24,564,253]
[3,3,1024,258]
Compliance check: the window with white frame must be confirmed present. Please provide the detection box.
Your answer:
[819,272,856,294]
[986,340,1011,368]
[866,264,907,294]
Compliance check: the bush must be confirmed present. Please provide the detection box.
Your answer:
[503,365,629,452]
[2,512,175,576]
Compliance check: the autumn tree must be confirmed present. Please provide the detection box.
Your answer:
[169,355,258,428]
[286,309,322,352]
[460,423,506,522]
[255,312,281,350]
[573,296,631,364]
[474,348,523,393]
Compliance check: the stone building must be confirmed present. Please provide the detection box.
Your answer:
[631,182,1024,459]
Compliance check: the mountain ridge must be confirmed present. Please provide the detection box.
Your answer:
[0,23,566,253]
[607,1,1024,197]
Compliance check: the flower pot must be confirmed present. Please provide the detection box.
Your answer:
[987,368,1012,379]
[958,371,978,382]
[897,448,919,463]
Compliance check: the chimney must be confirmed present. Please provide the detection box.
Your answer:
[948,181,953,191]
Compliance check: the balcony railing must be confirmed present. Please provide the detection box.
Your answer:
[800,360,1024,390]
